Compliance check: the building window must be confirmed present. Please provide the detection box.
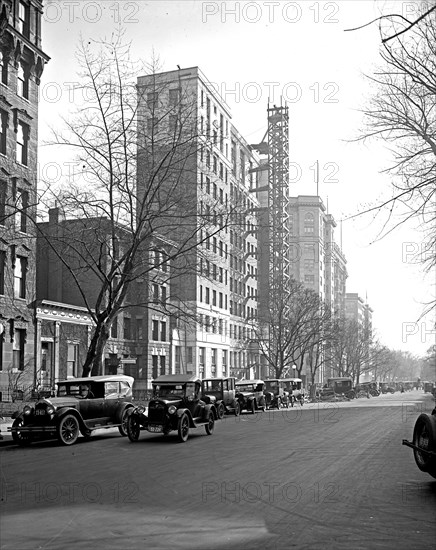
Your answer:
[0,50,8,85]
[135,317,143,340]
[18,1,30,38]
[13,329,25,371]
[152,283,159,302]
[14,256,27,298]
[152,320,159,341]
[169,88,180,105]
[161,285,167,305]
[212,290,217,306]
[0,250,5,294]
[304,212,315,234]
[0,110,7,155]
[16,189,28,232]
[110,317,118,338]
[160,355,166,375]
[41,342,53,373]
[199,347,205,369]
[187,346,193,364]
[205,287,210,304]
[16,121,29,166]
[67,342,79,377]
[152,355,158,379]
[17,61,29,99]
[147,92,158,109]
[123,316,131,340]
[160,321,166,342]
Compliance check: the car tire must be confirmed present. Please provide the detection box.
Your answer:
[57,414,80,446]
[127,414,140,442]
[205,412,215,435]
[217,402,225,420]
[178,413,190,442]
[234,401,240,416]
[412,413,436,478]
[118,408,130,436]
[11,418,32,446]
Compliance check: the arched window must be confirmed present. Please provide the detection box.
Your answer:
[304,212,314,234]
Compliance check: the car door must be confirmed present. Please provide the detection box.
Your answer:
[104,382,121,424]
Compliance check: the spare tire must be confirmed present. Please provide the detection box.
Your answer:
[412,413,436,478]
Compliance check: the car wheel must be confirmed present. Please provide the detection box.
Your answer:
[412,413,436,478]
[118,408,130,436]
[11,418,32,446]
[217,402,225,420]
[205,412,215,435]
[57,414,80,446]
[127,415,140,442]
[234,401,240,416]
[178,413,190,442]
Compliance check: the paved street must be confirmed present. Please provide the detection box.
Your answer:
[1,392,435,550]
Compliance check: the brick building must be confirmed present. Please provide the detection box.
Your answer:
[0,0,49,395]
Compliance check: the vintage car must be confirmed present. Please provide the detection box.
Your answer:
[403,408,436,479]
[9,375,134,446]
[423,381,435,394]
[127,374,216,443]
[201,377,240,418]
[379,382,395,394]
[281,378,305,406]
[317,377,355,400]
[263,379,289,409]
[235,379,266,413]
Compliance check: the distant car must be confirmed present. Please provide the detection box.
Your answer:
[263,379,289,409]
[403,408,436,479]
[281,378,305,406]
[127,375,216,443]
[235,379,266,413]
[9,375,135,446]
[201,377,240,418]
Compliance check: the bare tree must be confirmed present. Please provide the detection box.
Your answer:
[37,33,243,376]
[353,7,436,312]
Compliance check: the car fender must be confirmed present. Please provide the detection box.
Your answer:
[204,403,217,420]
[55,407,88,433]
[115,403,134,424]
[175,408,196,427]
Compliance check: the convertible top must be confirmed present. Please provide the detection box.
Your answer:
[153,374,201,384]
[57,375,134,385]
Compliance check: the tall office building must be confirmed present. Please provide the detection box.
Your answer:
[0,0,49,388]
[288,195,347,315]
[137,67,260,382]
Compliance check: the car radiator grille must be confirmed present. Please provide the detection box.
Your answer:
[148,403,166,423]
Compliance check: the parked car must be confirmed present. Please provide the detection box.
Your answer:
[201,377,240,418]
[423,381,435,394]
[235,379,266,413]
[403,407,436,479]
[127,374,216,443]
[9,375,135,446]
[316,377,355,400]
[281,378,305,406]
[264,379,289,409]
[379,382,395,394]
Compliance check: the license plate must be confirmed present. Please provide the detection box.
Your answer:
[148,424,163,433]
[35,410,45,415]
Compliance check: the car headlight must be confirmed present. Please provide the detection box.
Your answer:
[23,406,33,415]
[46,406,55,415]
[168,406,177,415]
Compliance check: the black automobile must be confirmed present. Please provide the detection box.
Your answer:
[9,375,135,446]
[127,374,216,443]
[201,377,240,418]
[235,379,266,413]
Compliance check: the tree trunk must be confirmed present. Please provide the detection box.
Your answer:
[81,323,110,377]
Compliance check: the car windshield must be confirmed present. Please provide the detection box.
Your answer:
[203,380,222,392]
[236,384,254,392]
[57,384,82,397]
[265,381,278,391]
[153,384,185,399]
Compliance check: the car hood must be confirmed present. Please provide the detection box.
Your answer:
[149,397,183,406]
[235,391,253,397]
[37,397,80,408]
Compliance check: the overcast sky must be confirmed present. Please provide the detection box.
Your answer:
[38,1,435,357]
